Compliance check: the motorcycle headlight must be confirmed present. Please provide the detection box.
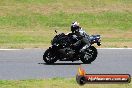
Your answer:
[96,37,100,39]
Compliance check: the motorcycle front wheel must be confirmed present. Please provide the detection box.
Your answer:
[43,49,57,64]
[80,46,97,64]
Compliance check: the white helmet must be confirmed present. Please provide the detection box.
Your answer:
[71,21,80,33]
[71,21,79,27]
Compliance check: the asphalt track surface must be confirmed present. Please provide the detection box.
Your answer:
[0,48,132,80]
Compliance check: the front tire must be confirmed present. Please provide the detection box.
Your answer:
[43,49,57,64]
[81,46,97,64]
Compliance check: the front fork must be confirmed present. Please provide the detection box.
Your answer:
[80,44,90,53]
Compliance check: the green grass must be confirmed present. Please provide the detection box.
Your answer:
[0,78,132,88]
[104,38,132,42]
[0,0,132,48]
[0,12,131,30]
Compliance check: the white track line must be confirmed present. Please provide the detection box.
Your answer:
[97,48,132,49]
[0,48,132,51]
[0,49,21,50]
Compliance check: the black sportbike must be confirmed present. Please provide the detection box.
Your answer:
[43,30,101,64]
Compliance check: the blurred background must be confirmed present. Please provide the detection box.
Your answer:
[0,0,132,48]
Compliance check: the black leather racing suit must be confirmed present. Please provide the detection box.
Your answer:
[71,27,90,51]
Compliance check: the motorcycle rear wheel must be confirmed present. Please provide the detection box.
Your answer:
[80,46,97,64]
[43,49,57,64]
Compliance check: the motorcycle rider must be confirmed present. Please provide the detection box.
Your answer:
[70,21,90,52]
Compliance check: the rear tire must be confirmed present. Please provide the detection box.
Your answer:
[43,49,57,64]
[81,46,97,64]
